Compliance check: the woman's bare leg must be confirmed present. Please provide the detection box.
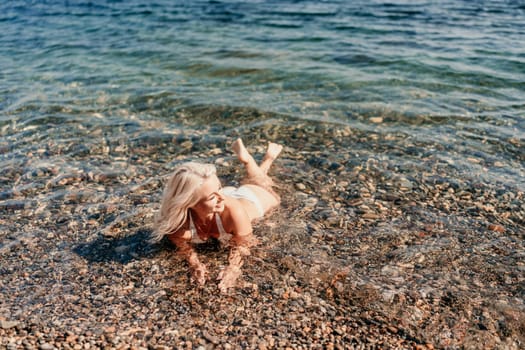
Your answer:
[260,142,283,174]
[232,138,264,179]
[232,138,282,204]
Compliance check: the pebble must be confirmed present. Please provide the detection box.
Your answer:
[304,197,318,208]
[488,224,505,233]
[202,330,219,345]
[295,183,306,191]
[0,320,19,329]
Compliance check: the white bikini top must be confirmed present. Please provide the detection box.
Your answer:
[188,213,232,245]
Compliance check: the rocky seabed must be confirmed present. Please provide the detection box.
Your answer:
[1,114,524,349]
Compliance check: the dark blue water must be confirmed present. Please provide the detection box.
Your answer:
[1,0,524,184]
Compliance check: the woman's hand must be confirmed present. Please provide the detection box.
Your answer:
[217,245,250,293]
[192,263,209,286]
[217,264,242,293]
[169,232,209,285]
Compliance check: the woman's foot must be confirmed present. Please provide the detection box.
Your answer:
[265,142,283,161]
[232,138,252,164]
[259,142,283,174]
[233,138,283,178]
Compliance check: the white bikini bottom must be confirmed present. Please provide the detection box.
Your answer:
[222,185,264,218]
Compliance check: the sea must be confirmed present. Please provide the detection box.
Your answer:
[1,0,523,187]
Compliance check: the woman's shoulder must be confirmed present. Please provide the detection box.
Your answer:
[220,195,252,231]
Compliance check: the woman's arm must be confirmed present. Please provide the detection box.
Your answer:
[217,199,259,292]
[224,197,258,246]
[169,232,208,285]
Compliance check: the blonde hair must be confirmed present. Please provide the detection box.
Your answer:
[152,162,217,242]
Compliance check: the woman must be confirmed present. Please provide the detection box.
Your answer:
[153,138,283,292]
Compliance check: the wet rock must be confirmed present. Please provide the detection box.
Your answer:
[0,320,19,329]
[202,330,219,345]
[488,224,505,233]
[295,183,306,191]
[304,197,318,208]
[0,200,33,211]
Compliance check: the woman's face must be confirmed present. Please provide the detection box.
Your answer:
[191,174,224,218]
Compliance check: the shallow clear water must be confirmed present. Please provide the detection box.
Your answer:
[1,1,524,187]
[1,1,524,243]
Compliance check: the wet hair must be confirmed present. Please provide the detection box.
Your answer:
[152,162,216,242]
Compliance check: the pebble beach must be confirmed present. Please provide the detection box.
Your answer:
[1,110,524,349]
[1,1,524,348]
